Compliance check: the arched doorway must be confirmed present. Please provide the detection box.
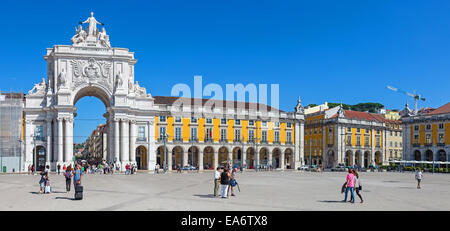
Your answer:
[218,147,228,166]
[375,151,381,166]
[203,146,214,170]
[438,150,446,162]
[284,148,293,169]
[135,146,147,170]
[327,150,335,168]
[345,150,352,166]
[246,147,255,169]
[364,151,370,167]
[188,146,199,168]
[172,146,184,170]
[355,151,361,167]
[414,150,421,161]
[259,148,269,166]
[272,148,281,168]
[33,146,46,171]
[232,147,242,167]
[425,150,433,161]
[156,146,168,168]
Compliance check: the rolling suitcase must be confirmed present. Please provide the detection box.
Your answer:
[75,185,83,200]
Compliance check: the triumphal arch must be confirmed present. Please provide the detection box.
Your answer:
[24,13,157,171]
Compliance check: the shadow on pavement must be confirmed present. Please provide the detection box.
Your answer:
[193,194,216,198]
[317,200,346,203]
[55,197,75,201]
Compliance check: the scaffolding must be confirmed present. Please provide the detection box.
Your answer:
[0,92,24,173]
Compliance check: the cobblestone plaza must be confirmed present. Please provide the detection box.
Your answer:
[0,171,449,211]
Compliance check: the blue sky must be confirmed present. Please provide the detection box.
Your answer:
[1,0,449,142]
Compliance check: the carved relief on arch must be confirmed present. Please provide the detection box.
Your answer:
[70,58,113,92]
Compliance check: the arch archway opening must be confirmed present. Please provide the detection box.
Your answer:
[136,146,148,170]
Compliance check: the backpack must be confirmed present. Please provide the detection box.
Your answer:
[65,171,71,179]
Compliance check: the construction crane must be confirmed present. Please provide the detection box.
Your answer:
[386,85,426,113]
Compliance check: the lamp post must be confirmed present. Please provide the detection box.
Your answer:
[163,132,167,173]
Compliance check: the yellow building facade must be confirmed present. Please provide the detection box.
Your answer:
[402,102,450,162]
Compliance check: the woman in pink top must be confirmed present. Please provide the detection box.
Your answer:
[343,169,355,203]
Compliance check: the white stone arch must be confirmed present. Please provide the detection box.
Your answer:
[72,84,112,107]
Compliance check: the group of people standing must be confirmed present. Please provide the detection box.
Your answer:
[38,164,83,195]
[214,166,238,198]
[342,169,364,203]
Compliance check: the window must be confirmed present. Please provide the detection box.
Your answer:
[191,117,197,123]
[287,122,292,128]
[235,119,241,126]
[414,135,419,143]
[426,124,431,130]
[262,121,267,127]
[390,141,393,147]
[395,131,398,136]
[175,127,182,141]
[159,127,166,139]
[347,127,351,132]
[357,128,360,133]
[249,120,254,126]
[365,137,369,146]
[356,136,361,146]
[274,131,280,142]
[206,118,212,124]
[190,127,197,141]
[248,129,255,142]
[175,117,181,123]
[159,116,166,122]
[234,129,241,141]
[425,134,431,144]
[376,130,380,135]
[35,125,43,140]
[329,127,333,133]
[138,126,146,141]
[376,137,380,147]
[414,125,419,131]
[221,118,227,125]
[275,122,280,128]
[262,131,268,142]
[220,128,227,141]
[319,128,322,134]
[205,128,213,141]
[439,134,444,143]
[390,131,393,136]
[439,123,444,129]
[365,129,369,134]
[347,135,352,145]
[395,142,397,147]
[286,131,292,143]
[314,129,317,134]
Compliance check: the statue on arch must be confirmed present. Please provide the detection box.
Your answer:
[98,27,111,48]
[80,12,104,37]
[28,78,47,95]
[71,25,87,45]
[115,71,123,90]
[58,69,67,89]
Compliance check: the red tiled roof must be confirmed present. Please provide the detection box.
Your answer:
[330,109,401,124]
[153,96,283,112]
[427,102,450,115]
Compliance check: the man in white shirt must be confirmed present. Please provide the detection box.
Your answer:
[214,167,221,197]
[415,168,423,189]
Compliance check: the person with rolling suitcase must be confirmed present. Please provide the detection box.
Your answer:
[73,164,84,200]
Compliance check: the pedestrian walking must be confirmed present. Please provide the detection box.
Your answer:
[64,165,73,192]
[57,163,61,175]
[155,164,159,174]
[44,173,51,194]
[73,164,83,188]
[214,167,221,197]
[351,169,363,203]
[220,168,230,198]
[39,171,46,194]
[415,168,423,189]
[228,167,237,197]
[343,169,355,203]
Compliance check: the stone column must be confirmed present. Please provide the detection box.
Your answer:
[268,150,273,167]
[129,120,136,163]
[242,147,247,169]
[213,150,218,170]
[280,150,285,169]
[255,147,260,168]
[46,119,52,166]
[53,120,58,164]
[64,117,73,164]
[183,150,189,167]
[371,128,375,165]
[57,117,63,163]
[351,151,355,166]
[167,148,173,172]
[114,118,120,165]
[227,150,232,164]
[198,151,204,171]
[121,119,129,165]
